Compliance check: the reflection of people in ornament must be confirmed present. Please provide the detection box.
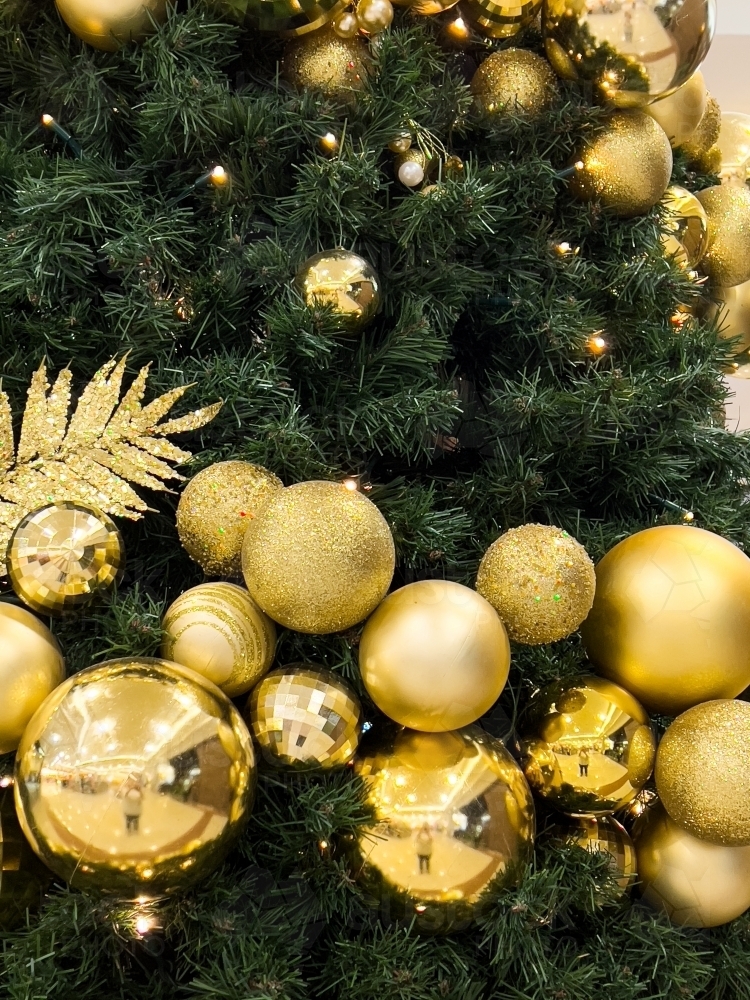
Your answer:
[579,749,590,777]
[122,782,143,835]
[416,824,433,875]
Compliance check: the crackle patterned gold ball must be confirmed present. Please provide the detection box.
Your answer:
[296,250,381,333]
[661,186,709,270]
[55,0,167,50]
[476,524,595,644]
[0,784,52,930]
[282,28,371,100]
[463,0,540,39]
[548,814,636,899]
[176,461,283,578]
[681,94,722,167]
[645,71,707,148]
[697,184,750,288]
[470,49,558,117]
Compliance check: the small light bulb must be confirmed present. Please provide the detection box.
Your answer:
[210,165,228,187]
[588,333,607,354]
[41,113,54,126]
[574,160,584,171]
[319,132,339,155]
[555,241,571,255]
[343,478,358,491]
[319,839,329,850]
[683,510,695,522]
[135,916,152,936]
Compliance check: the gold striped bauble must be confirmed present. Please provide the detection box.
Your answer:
[463,0,540,39]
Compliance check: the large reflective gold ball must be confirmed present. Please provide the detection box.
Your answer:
[281,28,371,101]
[548,813,636,899]
[698,184,750,288]
[661,186,709,269]
[645,71,707,147]
[476,524,595,644]
[359,580,510,732]
[176,461,283,578]
[247,665,361,769]
[712,279,750,377]
[240,0,346,35]
[242,481,395,634]
[470,49,558,117]
[0,784,52,930]
[462,0,540,39]
[634,801,750,927]
[14,657,255,899]
[716,111,750,185]
[161,583,276,698]
[352,726,535,932]
[570,112,672,218]
[0,603,65,754]
[581,525,750,715]
[296,250,381,334]
[543,0,715,108]
[681,93,721,167]
[55,0,167,50]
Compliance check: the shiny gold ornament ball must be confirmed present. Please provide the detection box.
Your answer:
[0,784,52,930]
[645,71,707,148]
[549,814,636,899]
[0,603,65,754]
[296,250,381,334]
[332,10,359,36]
[176,461,283,577]
[470,49,558,117]
[14,657,255,899]
[359,580,510,732]
[391,0,459,15]
[476,524,595,645]
[716,111,750,185]
[55,0,167,50]
[681,94,722,167]
[247,665,361,769]
[242,0,346,36]
[282,28,371,100]
[697,185,750,288]
[661,185,709,270]
[463,0,540,40]
[712,279,750,376]
[581,526,750,716]
[161,583,276,698]
[570,112,672,218]
[356,0,393,33]
[242,480,395,634]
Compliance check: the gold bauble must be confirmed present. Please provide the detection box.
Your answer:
[470,49,558,117]
[161,582,276,698]
[712,279,750,376]
[352,725,535,932]
[549,814,636,899]
[359,580,510,732]
[716,111,750,185]
[356,0,393,33]
[0,784,51,930]
[660,185,709,270]
[462,0,540,40]
[55,0,167,50]
[8,502,124,616]
[281,28,371,100]
[242,0,346,36]
[581,525,750,716]
[520,675,655,816]
[295,250,381,333]
[681,94,722,166]
[14,657,255,899]
[0,603,65,755]
[247,664,361,769]
[569,112,673,218]
[645,71,707,148]
[176,461,283,578]
[391,0,459,15]
[697,184,750,288]
[476,524,595,645]
[543,0,715,108]
[634,801,750,927]
[242,480,395,634]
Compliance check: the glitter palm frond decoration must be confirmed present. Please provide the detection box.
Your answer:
[0,356,222,571]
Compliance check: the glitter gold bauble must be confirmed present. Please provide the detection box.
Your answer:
[0,784,52,930]
[711,279,750,376]
[470,49,558,117]
[543,0,715,108]
[281,28,371,100]
[14,657,255,899]
[549,814,636,898]
[295,250,381,334]
[359,580,510,732]
[55,0,167,50]
[0,603,65,754]
[176,461,283,577]
[241,0,346,35]
[247,664,361,769]
[580,525,750,716]
[7,503,124,616]
[681,94,721,166]
[716,111,750,186]
[634,801,750,927]
[570,112,672,218]
[242,480,395,634]
[475,524,595,645]
[660,185,709,270]
[161,583,276,698]
[352,725,535,932]
[697,185,750,288]
[520,675,655,816]
[645,71,707,148]
[462,0,540,39]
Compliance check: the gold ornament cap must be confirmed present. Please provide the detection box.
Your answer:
[296,250,381,334]
[698,184,750,288]
[55,0,168,50]
[470,49,558,117]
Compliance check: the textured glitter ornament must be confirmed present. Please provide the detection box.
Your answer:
[549,814,636,899]
[463,0,540,39]
[55,0,167,50]
[242,480,395,634]
[14,657,255,898]
[359,580,510,732]
[645,71,707,147]
[281,28,371,100]
[716,111,750,185]
[247,665,361,769]
[711,279,750,376]
[176,461,283,577]
[582,526,750,715]
[681,94,722,166]
[0,784,51,930]
[697,185,750,288]
[661,186,709,270]
[161,582,276,698]
[570,112,672,217]
[238,0,346,35]
[476,524,595,644]
[296,250,381,333]
[470,49,558,117]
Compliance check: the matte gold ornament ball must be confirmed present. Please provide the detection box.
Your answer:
[581,525,750,716]
[660,186,709,270]
[697,185,750,289]
[296,250,381,334]
[570,112,672,218]
[462,0,540,40]
[55,0,167,50]
[242,480,395,634]
[14,657,255,898]
[0,784,52,930]
[176,461,283,577]
[0,603,65,754]
[716,111,750,185]
[470,49,558,117]
[476,524,595,644]
[282,28,371,100]
[548,814,636,899]
[161,582,276,698]
[352,725,535,932]
[645,71,707,148]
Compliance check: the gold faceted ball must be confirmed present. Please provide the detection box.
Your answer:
[14,657,255,899]
[296,250,381,334]
[570,112,673,218]
[711,279,750,376]
[246,664,361,769]
[634,800,750,927]
[520,675,655,815]
[352,725,535,932]
[242,480,395,634]
[0,784,52,930]
[359,580,510,732]
[176,461,283,577]
[281,28,371,100]
[645,70,707,148]
[0,603,65,754]
[242,0,346,36]
[660,185,709,269]
[462,0,540,39]
[476,523,595,645]
[581,525,750,716]
[697,184,750,288]
[681,94,722,165]
[548,814,636,900]
[716,111,750,186]
[161,582,276,698]
[55,0,167,50]
[470,49,558,117]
